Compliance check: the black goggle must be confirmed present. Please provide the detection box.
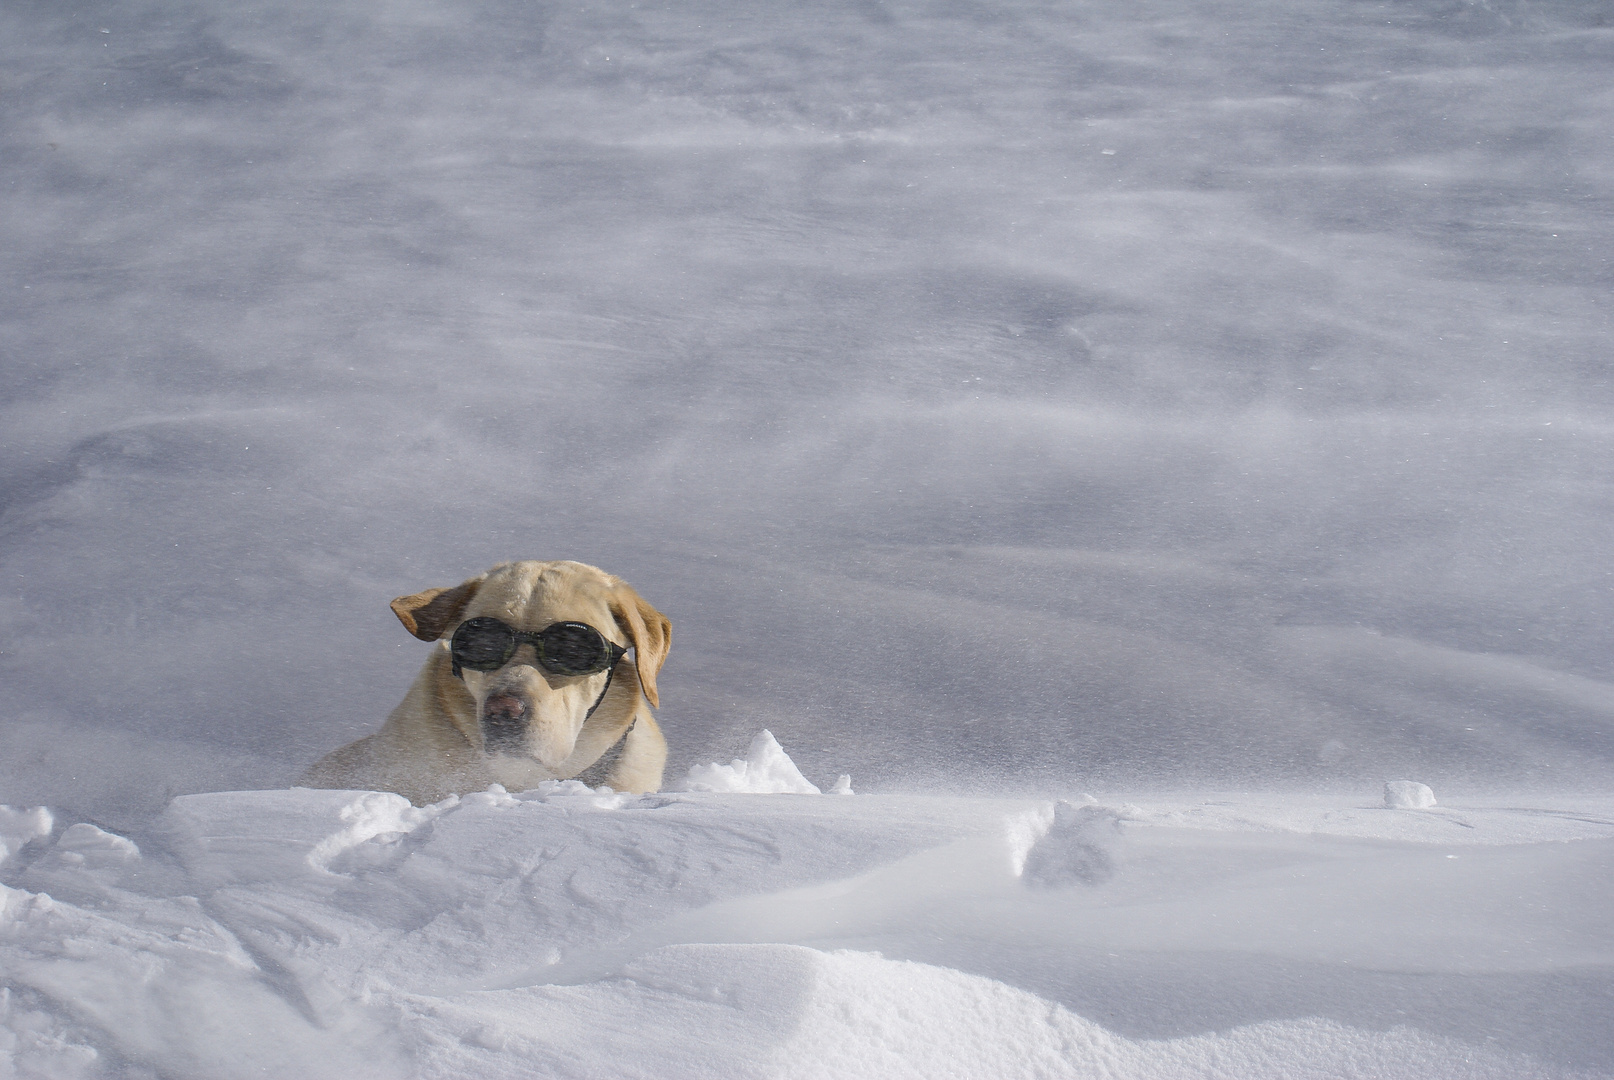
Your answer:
[449,617,626,678]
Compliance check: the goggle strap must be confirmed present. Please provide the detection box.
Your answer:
[584,660,618,719]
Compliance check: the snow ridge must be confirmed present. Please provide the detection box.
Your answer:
[2,741,1612,1078]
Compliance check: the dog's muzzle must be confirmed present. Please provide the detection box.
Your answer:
[480,692,529,754]
[476,664,619,763]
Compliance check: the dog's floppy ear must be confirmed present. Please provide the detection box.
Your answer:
[390,575,486,641]
[609,585,672,708]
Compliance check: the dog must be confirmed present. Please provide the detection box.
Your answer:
[302,560,670,805]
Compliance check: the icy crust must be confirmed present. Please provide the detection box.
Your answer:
[1,785,1612,1079]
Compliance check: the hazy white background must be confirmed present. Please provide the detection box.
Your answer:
[2,0,1611,823]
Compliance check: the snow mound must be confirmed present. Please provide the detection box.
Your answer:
[2,790,1611,1078]
[1019,800,1122,887]
[682,730,823,793]
[1385,780,1438,809]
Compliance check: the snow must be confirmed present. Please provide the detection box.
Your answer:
[0,809,52,865]
[1,0,1611,1073]
[1385,781,1438,810]
[3,738,1611,1078]
[682,730,824,794]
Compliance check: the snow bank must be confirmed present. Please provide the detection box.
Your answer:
[2,786,1611,1079]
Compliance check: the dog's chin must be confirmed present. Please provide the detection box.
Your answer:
[532,744,575,769]
[483,751,549,792]
[481,724,576,764]
[481,730,530,759]
[479,719,579,769]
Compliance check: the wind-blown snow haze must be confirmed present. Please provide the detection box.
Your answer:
[2,0,1611,820]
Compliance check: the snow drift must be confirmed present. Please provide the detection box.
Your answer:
[3,756,1611,1078]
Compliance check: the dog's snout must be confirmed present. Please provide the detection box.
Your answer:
[481,692,528,753]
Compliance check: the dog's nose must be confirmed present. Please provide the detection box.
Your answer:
[483,693,526,723]
[481,692,529,755]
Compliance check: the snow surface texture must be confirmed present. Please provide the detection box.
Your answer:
[2,0,1613,822]
[3,772,1612,1079]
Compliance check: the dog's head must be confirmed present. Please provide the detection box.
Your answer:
[389,560,671,768]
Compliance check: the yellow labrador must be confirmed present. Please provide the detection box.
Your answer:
[302,560,670,804]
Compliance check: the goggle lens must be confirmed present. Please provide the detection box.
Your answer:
[537,622,617,676]
[451,617,519,671]
[450,617,622,677]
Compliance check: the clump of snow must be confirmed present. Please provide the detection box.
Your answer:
[531,779,600,797]
[682,730,822,793]
[306,789,445,872]
[1004,803,1057,876]
[1006,795,1117,878]
[1020,801,1122,888]
[1385,781,1438,809]
[523,779,634,808]
[0,806,52,865]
